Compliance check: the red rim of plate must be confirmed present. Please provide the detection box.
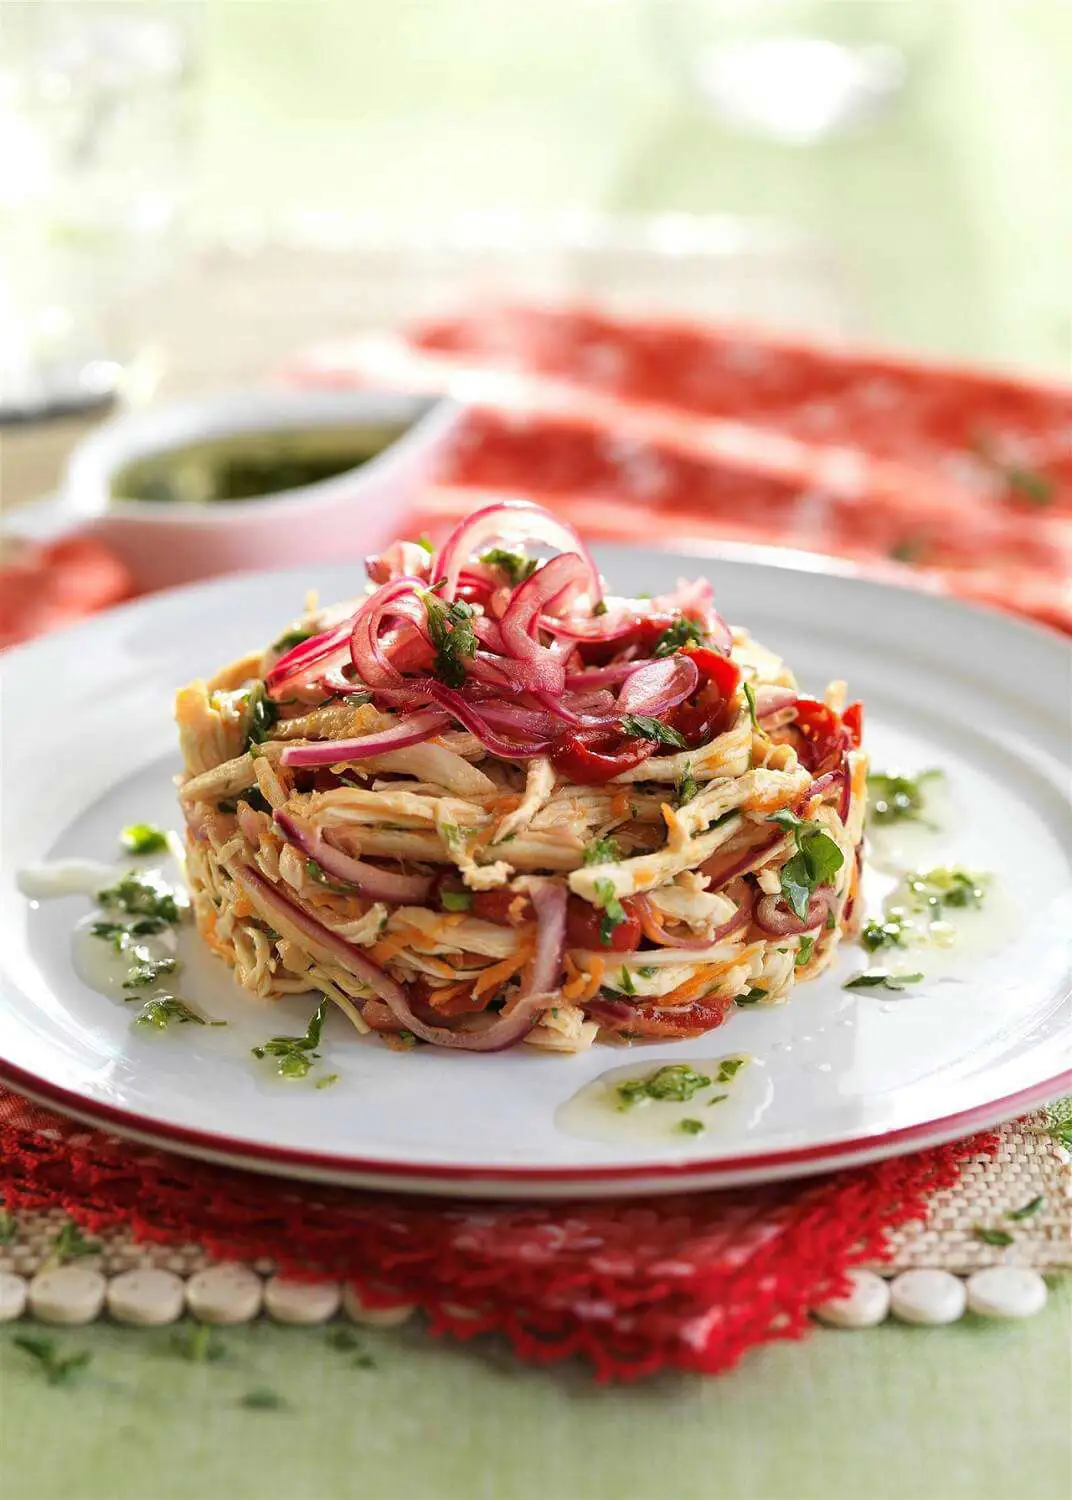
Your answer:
[1,1054,1069,1191]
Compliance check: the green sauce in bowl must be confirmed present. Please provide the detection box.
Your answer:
[109,423,408,505]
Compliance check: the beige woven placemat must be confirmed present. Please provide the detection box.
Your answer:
[2,1108,1068,1291]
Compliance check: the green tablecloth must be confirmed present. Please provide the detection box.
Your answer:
[2,1282,1068,1500]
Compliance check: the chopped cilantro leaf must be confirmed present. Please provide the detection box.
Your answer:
[737,987,767,1005]
[134,995,207,1029]
[843,970,924,992]
[592,600,608,618]
[122,956,179,990]
[480,547,538,585]
[315,1073,340,1090]
[441,889,473,912]
[120,823,169,855]
[1007,1195,1044,1221]
[305,858,353,894]
[743,680,759,730]
[620,714,686,749]
[13,1334,90,1387]
[715,1057,747,1083]
[421,592,477,688]
[618,967,637,996]
[638,965,657,979]
[583,836,622,866]
[707,1092,729,1107]
[616,1064,712,1110]
[252,998,328,1079]
[271,627,316,654]
[97,873,180,924]
[904,867,987,913]
[767,809,844,921]
[51,1220,100,1262]
[241,681,279,748]
[867,769,943,826]
[652,617,706,658]
[592,878,627,946]
[795,935,815,968]
[861,913,909,952]
[974,1226,1015,1247]
[675,760,698,808]
[676,1118,705,1136]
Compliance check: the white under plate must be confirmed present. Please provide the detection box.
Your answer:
[1,545,1070,1198]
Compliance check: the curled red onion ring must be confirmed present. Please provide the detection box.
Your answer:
[280,709,450,768]
[699,829,784,892]
[754,889,832,936]
[527,880,567,996]
[756,686,799,720]
[377,983,551,1053]
[435,499,603,608]
[564,661,649,690]
[366,540,435,586]
[274,810,434,903]
[616,654,700,716]
[349,575,428,688]
[266,618,355,697]
[652,577,733,656]
[231,863,406,1005]
[422,682,553,758]
[498,553,588,696]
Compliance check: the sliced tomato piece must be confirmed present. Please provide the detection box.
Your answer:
[551,725,654,784]
[790,697,851,774]
[665,647,742,748]
[565,894,642,951]
[842,700,864,748]
[470,888,535,926]
[584,993,735,1037]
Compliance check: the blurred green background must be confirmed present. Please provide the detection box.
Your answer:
[190,0,1072,374]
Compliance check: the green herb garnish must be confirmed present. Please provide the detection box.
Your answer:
[974,1226,1015,1247]
[743,680,758,730]
[97,873,180,924]
[13,1334,90,1387]
[843,970,924,992]
[120,823,170,855]
[715,1057,747,1083]
[122,956,179,990]
[861,913,909,953]
[272,627,316,654]
[676,1118,705,1136]
[767,809,844,921]
[795,935,815,968]
[480,547,538,585]
[315,1073,340,1090]
[904,867,987,913]
[240,1388,286,1411]
[305,858,353,894]
[1007,1195,1045,1221]
[441,889,473,912]
[171,1324,226,1363]
[583,836,622,867]
[592,878,627,947]
[241,681,279,748]
[134,995,208,1029]
[618,967,637,996]
[652,617,706,658]
[51,1221,100,1262]
[616,1064,712,1110]
[620,714,687,750]
[737,987,767,1005]
[252,998,328,1079]
[421,592,477,688]
[867,769,943,826]
[674,760,698,808]
[638,966,657,979]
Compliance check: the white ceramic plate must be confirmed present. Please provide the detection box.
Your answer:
[2,546,1070,1198]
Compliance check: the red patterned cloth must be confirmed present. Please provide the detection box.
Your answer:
[0,1086,998,1380]
[288,306,1072,634]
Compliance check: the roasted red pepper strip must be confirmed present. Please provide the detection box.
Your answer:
[842,700,864,748]
[565,895,643,952]
[665,645,742,747]
[790,697,852,774]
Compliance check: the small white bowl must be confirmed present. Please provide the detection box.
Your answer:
[63,387,461,591]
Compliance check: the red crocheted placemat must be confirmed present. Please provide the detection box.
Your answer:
[0,1086,998,1380]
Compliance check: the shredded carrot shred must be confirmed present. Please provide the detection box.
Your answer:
[471,946,534,1000]
[611,791,631,819]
